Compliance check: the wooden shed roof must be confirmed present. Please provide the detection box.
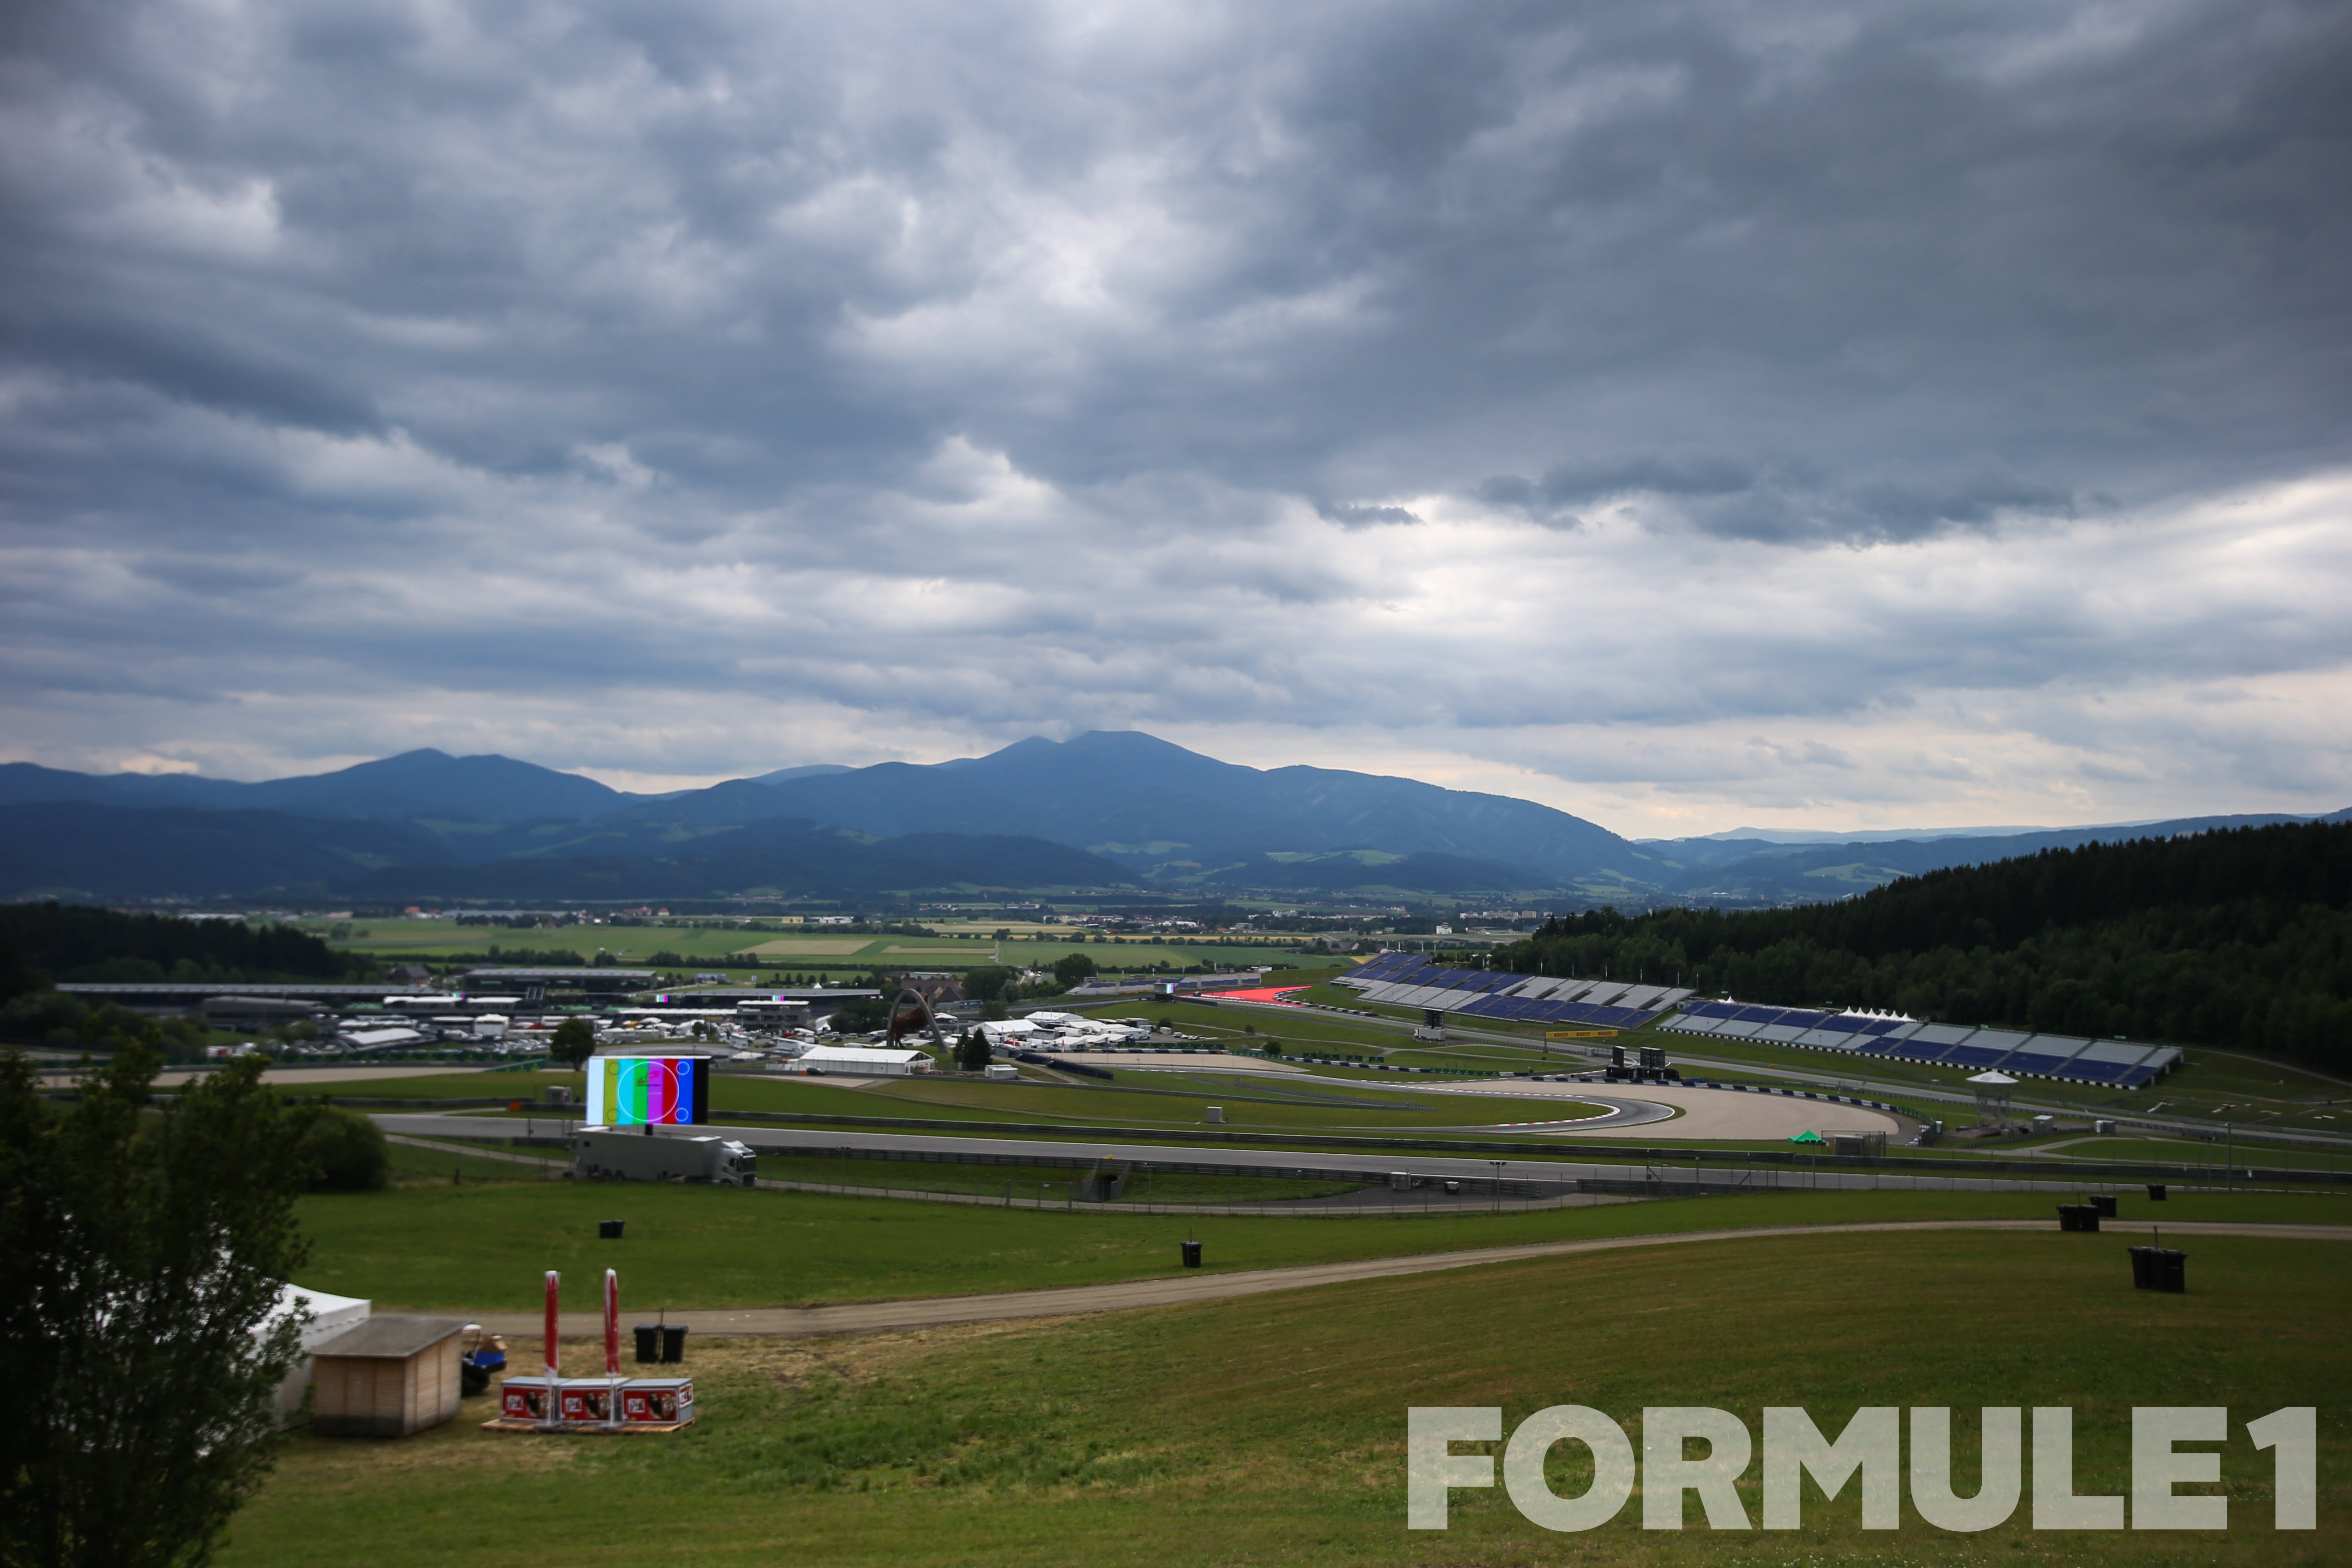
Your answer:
[311,1315,469,1360]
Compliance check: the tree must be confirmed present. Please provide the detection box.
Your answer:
[293,1105,388,1191]
[1051,952,1098,990]
[0,1045,314,1568]
[548,1016,596,1073]
[826,995,890,1034]
[955,1030,992,1073]
[961,965,1020,1004]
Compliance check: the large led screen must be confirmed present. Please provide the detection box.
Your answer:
[585,1055,710,1127]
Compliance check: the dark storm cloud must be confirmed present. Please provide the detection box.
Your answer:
[0,0,2347,826]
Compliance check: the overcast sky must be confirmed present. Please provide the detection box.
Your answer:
[3,0,2347,836]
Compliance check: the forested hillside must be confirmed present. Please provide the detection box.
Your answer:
[1498,821,2352,1071]
[0,903,373,1000]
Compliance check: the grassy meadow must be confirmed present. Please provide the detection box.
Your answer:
[292,1178,2332,1315]
[227,1210,2348,1568]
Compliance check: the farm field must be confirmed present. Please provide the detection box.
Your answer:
[322,918,1311,975]
[226,1210,2348,1568]
[290,1181,2330,1315]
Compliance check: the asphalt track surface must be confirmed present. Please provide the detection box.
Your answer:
[466,1219,2352,1341]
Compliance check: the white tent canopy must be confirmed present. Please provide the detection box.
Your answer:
[796,1045,935,1077]
[261,1282,372,1413]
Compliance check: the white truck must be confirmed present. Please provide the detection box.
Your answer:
[573,1128,758,1186]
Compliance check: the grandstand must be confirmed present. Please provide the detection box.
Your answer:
[1336,951,1694,1029]
[1659,1000,2184,1089]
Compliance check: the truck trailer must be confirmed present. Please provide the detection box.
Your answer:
[573,1128,758,1186]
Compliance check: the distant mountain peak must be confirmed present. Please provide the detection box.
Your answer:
[752,763,854,785]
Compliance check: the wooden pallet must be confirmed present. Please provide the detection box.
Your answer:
[479,1416,693,1436]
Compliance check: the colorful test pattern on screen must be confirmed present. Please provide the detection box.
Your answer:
[586,1056,711,1127]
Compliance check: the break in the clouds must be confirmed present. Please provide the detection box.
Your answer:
[1,0,2347,835]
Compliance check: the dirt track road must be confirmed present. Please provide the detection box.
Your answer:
[465,1219,2350,1341]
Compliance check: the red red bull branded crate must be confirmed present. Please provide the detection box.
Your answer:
[558,1379,621,1423]
[498,1376,556,1423]
[621,1378,693,1424]
[490,1376,693,1431]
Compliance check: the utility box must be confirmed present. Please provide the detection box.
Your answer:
[1387,1171,1412,1191]
[1079,1159,1127,1202]
[1203,1107,1225,1124]
[2094,1119,2117,1135]
[574,1129,757,1186]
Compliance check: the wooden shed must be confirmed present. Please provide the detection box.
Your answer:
[309,1315,469,1437]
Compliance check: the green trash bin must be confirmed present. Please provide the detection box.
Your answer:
[1180,1240,1203,1269]
[2057,1204,2100,1233]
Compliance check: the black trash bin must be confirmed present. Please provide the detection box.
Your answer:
[461,1360,491,1396]
[2089,1194,2118,1218]
[660,1324,689,1364]
[1180,1240,1203,1269]
[2057,1204,2100,1233]
[2146,1184,2167,1201]
[2129,1245,2186,1292]
[598,1219,625,1240]
[634,1325,661,1364]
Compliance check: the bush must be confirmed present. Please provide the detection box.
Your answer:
[295,1105,389,1191]
[0,989,88,1043]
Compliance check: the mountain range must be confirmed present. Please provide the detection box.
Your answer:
[0,735,2341,906]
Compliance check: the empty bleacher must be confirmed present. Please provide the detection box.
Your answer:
[1334,952,1693,1029]
[1652,995,2183,1089]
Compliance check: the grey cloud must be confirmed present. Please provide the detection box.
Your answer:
[1317,501,1422,529]
[1477,454,2078,542]
[0,0,2347,826]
